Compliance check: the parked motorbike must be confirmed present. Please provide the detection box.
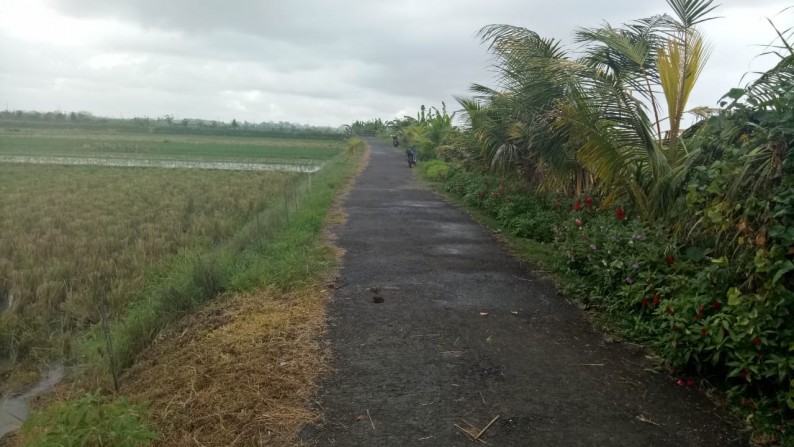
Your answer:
[406,147,417,168]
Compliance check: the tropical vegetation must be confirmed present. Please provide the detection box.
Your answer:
[353,0,794,443]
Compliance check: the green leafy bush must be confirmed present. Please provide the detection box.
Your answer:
[23,391,158,446]
[421,160,450,180]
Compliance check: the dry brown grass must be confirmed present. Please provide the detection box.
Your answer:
[121,286,330,446]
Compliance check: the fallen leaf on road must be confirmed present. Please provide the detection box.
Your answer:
[479,312,488,316]
[510,311,518,315]
[356,415,367,421]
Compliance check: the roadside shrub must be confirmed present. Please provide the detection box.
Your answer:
[344,137,367,158]
[422,160,450,180]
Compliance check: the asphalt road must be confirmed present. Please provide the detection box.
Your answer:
[302,139,742,446]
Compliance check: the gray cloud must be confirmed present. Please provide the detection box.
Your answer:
[0,0,789,126]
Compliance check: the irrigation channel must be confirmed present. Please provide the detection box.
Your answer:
[0,367,64,438]
[0,155,325,172]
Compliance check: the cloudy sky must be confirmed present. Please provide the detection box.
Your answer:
[0,0,790,127]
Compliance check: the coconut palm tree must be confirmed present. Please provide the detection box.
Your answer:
[458,0,718,217]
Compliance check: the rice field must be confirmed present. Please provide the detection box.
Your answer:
[0,129,341,164]
[0,129,343,383]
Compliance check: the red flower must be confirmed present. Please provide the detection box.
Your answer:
[701,328,708,337]
[616,207,626,220]
[740,369,749,378]
[752,337,761,346]
[584,196,593,209]
[694,312,701,320]
[575,218,583,226]
[698,305,705,312]
[652,296,660,304]
[642,298,649,307]
[575,200,583,210]
[665,255,675,267]
[712,301,721,310]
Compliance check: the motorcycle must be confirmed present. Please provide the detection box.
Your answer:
[407,148,417,168]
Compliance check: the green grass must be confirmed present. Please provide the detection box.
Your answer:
[0,130,342,163]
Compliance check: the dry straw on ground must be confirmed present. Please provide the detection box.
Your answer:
[122,287,330,446]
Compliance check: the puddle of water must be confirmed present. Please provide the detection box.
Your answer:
[0,366,65,438]
[0,155,325,173]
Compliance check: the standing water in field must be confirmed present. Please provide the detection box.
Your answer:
[0,155,325,173]
[0,366,64,438]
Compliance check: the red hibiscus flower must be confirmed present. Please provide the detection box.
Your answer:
[616,207,626,220]
[575,200,583,210]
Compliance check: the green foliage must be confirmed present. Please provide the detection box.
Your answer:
[345,119,387,137]
[344,137,367,158]
[420,160,450,180]
[22,391,158,446]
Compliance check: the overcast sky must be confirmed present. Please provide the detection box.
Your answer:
[0,0,790,127]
